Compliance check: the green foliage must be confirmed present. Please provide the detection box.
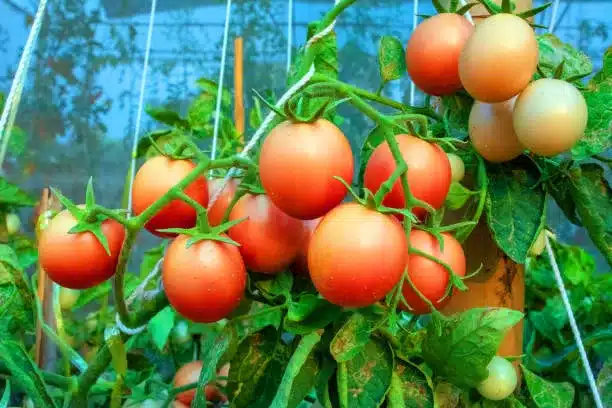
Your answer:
[386,359,434,407]
[521,365,575,408]
[378,36,406,84]
[536,34,593,82]
[0,177,36,207]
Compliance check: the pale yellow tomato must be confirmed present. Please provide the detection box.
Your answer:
[446,153,465,182]
[477,356,518,400]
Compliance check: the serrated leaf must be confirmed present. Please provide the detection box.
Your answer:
[573,46,612,159]
[378,36,406,83]
[568,164,612,268]
[521,365,575,408]
[284,300,343,335]
[338,337,394,408]
[528,296,567,344]
[0,341,57,408]
[147,306,175,351]
[485,158,546,264]
[387,359,434,408]
[330,313,371,363]
[145,106,189,128]
[536,34,592,82]
[422,308,523,388]
[193,330,231,406]
[270,331,322,408]
[0,177,36,207]
[597,359,612,407]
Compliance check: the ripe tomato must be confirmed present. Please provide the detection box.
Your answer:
[513,78,588,157]
[459,14,538,102]
[228,194,305,274]
[469,97,524,163]
[308,203,407,307]
[446,153,465,182]
[406,13,473,96]
[207,178,239,227]
[173,361,229,405]
[363,135,451,219]
[163,234,246,323]
[259,119,354,220]
[38,209,125,289]
[400,230,466,315]
[132,156,208,237]
[293,218,322,275]
[477,356,518,400]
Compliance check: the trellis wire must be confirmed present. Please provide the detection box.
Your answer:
[210,0,233,164]
[126,0,158,216]
[548,0,561,33]
[287,0,294,74]
[207,0,340,209]
[0,0,49,170]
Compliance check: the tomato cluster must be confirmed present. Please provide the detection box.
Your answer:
[407,13,587,161]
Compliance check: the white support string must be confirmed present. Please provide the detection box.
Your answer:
[286,0,294,74]
[210,0,233,163]
[545,235,603,408]
[409,0,419,106]
[548,0,561,33]
[126,0,158,217]
[207,0,340,209]
[0,0,49,171]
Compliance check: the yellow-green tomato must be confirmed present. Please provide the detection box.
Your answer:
[459,14,538,103]
[469,98,524,162]
[477,356,518,401]
[446,153,465,182]
[529,229,547,257]
[59,287,80,310]
[513,78,588,157]
[5,213,21,235]
[171,321,191,345]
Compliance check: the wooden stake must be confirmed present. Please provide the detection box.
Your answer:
[234,37,245,142]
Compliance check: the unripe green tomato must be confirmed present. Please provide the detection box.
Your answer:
[477,356,518,401]
[85,315,98,332]
[171,321,191,345]
[59,287,80,310]
[5,213,21,235]
[528,229,547,257]
[446,153,465,182]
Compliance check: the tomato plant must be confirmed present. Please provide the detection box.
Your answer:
[207,178,239,226]
[477,356,519,400]
[173,361,228,405]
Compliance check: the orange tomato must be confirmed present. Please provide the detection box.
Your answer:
[173,361,229,405]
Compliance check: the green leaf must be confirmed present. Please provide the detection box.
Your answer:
[378,36,406,84]
[386,359,434,408]
[521,365,575,408]
[85,177,95,208]
[195,77,232,108]
[147,306,175,351]
[254,272,293,301]
[0,177,36,207]
[528,296,567,344]
[0,379,9,408]
[139,243,164,279]
[357,125,392,188]
[288,353,320,408]
[193,331,231,407]
[440,92,473,136]
[422,308,523,388]
[8,126,27,157]
[135,129,172,159]
[517,2,552,19]
[72,274,139,310]
[270,331,322,408]
[573,46,612,159]
[568,164,612,268]
[0,341,57,408]
[287,294,323,322]
[330,313,372,363]
[597,359,612,407]
[548,176,582,226]
[145,106,189,128]
[0,245,35,337]
[227,327,280,406]
[249,96,264,130]
[433,381,464,408]
[284,300,343,335]
[288,20,338,85]
[338,337,394,408]
[446,182,476,210]
[8,234,38,269]
[536,34,592,82]
[485,158,546,264]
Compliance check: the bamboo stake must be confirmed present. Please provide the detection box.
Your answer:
[234,37,245,142]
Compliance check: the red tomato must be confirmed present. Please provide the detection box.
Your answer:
[259,119,354,220]
[363,135,452,219]
[228,194,305,274]
[38,209,125,289]
[163,234,246,323]
[293,218,322,275]
[207,178,239,226]
[308,203,407,307]
[173,361,229,405]
[132,156,208,237]
[400,230,466,315]
[406,13,474,96]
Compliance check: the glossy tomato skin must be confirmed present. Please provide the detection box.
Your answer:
[259,119,354,220]
[363,135,452,219]
[173,361,229,405]
[477,356,518,400]
[513,78,588,157]
[446,153,465,182]
[207,178,239,226]
[293,218,322,275]
[308,203,408,307]
[406,13,473,96]
[401,230,466,315]
[228,194,305,274]
[469,97,524,163]
[163,234,246,323]
[38,209,125,289]
[132,156,208,237]
[459,14,538,102]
